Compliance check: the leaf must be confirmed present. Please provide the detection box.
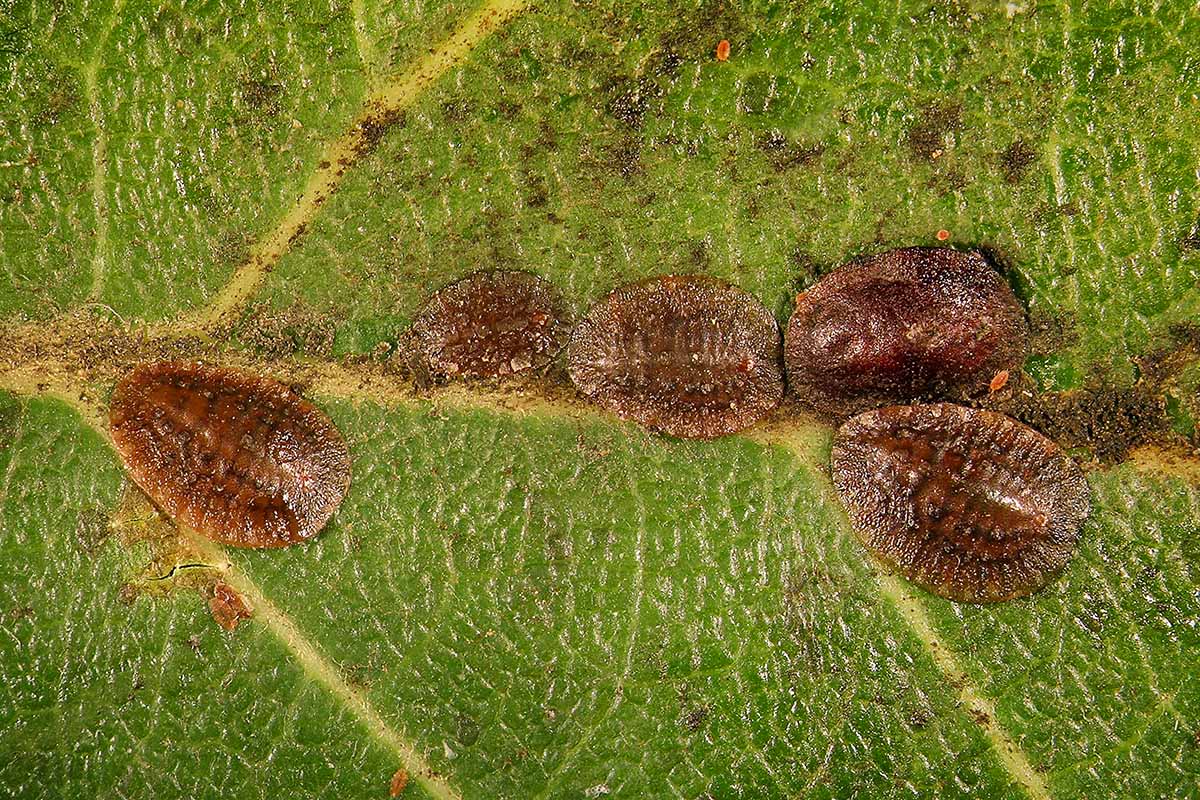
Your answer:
[2,1,1198,799]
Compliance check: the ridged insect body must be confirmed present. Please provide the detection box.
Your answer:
[410,270,571,379]
[832,403,1089,603]
[567,275,784,439]
[109,362,351,548]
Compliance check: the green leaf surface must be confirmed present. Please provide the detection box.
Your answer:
[2,1,1199,799]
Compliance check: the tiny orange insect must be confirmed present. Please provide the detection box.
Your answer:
[936,229,951,241]
[390,769,410,797]
[989,369,1010,393]
[716,40,731,61]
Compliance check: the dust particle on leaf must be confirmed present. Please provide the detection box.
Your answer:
[30,73,79,128]
[353,105,406,158]
[440,95,474,123]
[1181,213,1200,251]
[756,131,824,172]
[908,707,934,730]
[683,704,711,732]
[601,74,661,129]
[239,68,284,118]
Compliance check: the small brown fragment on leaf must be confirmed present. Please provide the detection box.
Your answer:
[209,581,253,631]
[389,769,409,797]
[1000,138,1039,184]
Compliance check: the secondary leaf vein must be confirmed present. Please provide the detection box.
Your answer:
[174,0,530,336]
[83,0,127,301]
[185,533,464,800]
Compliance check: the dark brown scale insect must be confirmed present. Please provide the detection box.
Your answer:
[832,403,1090,603]
[567,275,784,439]
[410,270,571,379]
[109,362,351,548]
[784,247,1028,416]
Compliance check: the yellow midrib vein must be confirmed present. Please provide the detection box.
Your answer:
[875,573,1052,800]
[174,0,530,337]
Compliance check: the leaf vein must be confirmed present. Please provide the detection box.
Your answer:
[173,0,530,337]
[83,0,127,302]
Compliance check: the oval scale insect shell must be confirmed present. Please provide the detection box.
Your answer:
[410,270,571,379]
[831,403,1090,603]
[109,362,352,548]
[567,275,784,439]
[784,247,1029,416]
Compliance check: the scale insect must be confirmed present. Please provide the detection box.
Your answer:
[409,270,571,379]
[567,275,784,439]
[109,362,351,548]
[832,403,1090,603]
[784,247,1029,416]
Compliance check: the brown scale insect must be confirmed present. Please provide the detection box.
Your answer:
[567,275,784,439]
[409,270,571,379]
[784,247,1028,416]
[109,362,351,548]
[832,403,1090,603]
